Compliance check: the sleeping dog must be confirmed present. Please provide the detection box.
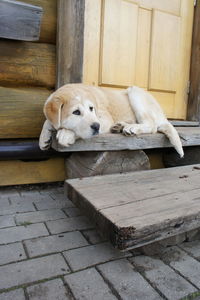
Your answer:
[39,84,183,157]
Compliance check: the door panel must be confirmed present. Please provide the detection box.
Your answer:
[149,10,180,92]
[100,0,138,86]
[83,0,194,119]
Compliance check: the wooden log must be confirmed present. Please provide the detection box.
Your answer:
[163,146,200,167]
[56,0,85,88]
[0,158,65,186]
[21,0,57,44]
[187,0,200,121]
[66,164,200,250]
[52,127,200,152]
[0,40,56,88]
[0,86,51,138]
[0,0,43,41]
[65,150,150,179]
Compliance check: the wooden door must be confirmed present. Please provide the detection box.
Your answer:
[83,0,194,119]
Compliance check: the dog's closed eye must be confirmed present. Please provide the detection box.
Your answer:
[73,109,81,115]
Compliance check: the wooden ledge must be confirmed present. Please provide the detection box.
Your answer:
[52,127,200,152]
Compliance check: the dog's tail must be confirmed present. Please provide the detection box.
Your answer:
[158,122,184,158]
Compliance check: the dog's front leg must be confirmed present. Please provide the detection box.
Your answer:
[56,128,76,147]
[39,120,55,150]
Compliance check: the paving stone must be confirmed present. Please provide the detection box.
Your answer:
[65,268,116,300]
[0,289,25,300]
[82,229,107,244]
[15,209,67,225]
[0,216,15,229]
[63,207,82,217]
[46,216,94,234]
[97,259,162,300]
[131,255,196,300]
[0,202,35,216]
[0,223,48,244]
[20,190,41,197]
[180,240,200,259]
[27,278,70,300]
[0,243,26,265]
[63,242,130,271]
[186,229,200,242]
[0,254,70,290]
[0,188,20,198]
[10,194,53,205]
[160,246,200,288]
[25,231,89,257]
[34,199,74,210]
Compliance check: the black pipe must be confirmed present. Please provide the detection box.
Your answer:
[0,139,70,161]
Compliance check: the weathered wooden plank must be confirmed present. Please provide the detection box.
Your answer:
[56,0,85,88]
[187,0,200,121]
[0,158,65,186]
[0,40,56,88]
[0,86,51,138]
[66,164,200,250]
[0,0,43,41]
[21,0,57,44]
[170,120,199,127]
[52,127,200,152]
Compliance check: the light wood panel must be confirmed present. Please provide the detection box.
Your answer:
[83,0,194,119]
[0,158,65,186]
[0,40,56,88]
[100,0,138,86]
[149,10,180,92]
[0,86,51,138]
[20,0,57,44]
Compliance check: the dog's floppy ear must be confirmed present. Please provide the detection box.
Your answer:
[44,95,64,130]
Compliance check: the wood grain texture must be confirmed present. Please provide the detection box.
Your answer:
[56,0,85,88]
[20,0,57,44]
[52,127,200,152]
[0,86,51,138]
[0,158,65,186]
[66,150,150,178]
[66,164,200,250]
[187,0,200,121]
[0,0,43,41]
[0,40,56,88]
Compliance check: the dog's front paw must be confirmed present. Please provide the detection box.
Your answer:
[56,129,76,147]
[123,125,136,136]
[39,136,52,150]
[110,122,124,133]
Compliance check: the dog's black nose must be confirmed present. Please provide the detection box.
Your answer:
[91,122,100,134]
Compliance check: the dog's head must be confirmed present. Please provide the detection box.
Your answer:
[44,85,100,139]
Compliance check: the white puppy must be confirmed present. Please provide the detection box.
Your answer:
[39,84,184,157]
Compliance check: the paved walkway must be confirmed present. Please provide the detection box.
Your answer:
[0,184,200,300]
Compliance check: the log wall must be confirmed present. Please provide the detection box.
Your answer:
[0,0,65,185]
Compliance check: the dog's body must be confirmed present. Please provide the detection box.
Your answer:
[39,84,184,157]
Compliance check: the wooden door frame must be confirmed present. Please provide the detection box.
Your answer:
[187,0,200,122]
[57,0,200,122]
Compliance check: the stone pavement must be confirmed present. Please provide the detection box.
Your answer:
[0,184,200,300]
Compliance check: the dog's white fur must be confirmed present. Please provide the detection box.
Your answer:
[39,84,184,157]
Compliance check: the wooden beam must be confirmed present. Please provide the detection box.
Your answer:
[52,127,200,152]
[0,40,56,88]
[0,87,51,138]
[21,0,57,44]
[0,0,43,41]
[187,0,200,121]
[56,0,85,88]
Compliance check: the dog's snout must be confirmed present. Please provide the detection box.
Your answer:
[90,122,100,134]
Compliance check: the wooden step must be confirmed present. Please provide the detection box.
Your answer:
[66,164,200,251]
[53,126,200,152]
